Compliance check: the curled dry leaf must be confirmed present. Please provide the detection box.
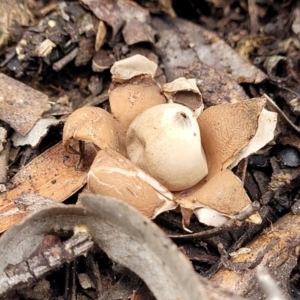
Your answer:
[162,77,203,114]
[109,55,166,154]
[88,149,176,218]
[62,106,119,153]
[0,195,210,300]
[126,103,208,191]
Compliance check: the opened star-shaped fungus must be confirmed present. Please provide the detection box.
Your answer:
[62,55,277,228]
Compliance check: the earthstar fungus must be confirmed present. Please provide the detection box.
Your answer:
[62,55,278,228]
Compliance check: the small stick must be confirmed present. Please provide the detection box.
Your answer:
[168,201,260,241]
[0,231,93,296]
[264,93,300,134]
[53,48,79,71]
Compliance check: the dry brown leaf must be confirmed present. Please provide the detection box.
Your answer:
[169,18,267,84]
[0,202,28,234]
[95,20,106,51]
[80,0,155,44]
[0,195,211,299]
[152,17,250,107]
[0,73,51,136]
[0,142,96,232]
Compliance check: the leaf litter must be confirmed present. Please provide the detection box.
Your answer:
[0,0,299,299]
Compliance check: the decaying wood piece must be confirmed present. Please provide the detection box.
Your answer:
[0,194,245,300]
[210,212,300,299]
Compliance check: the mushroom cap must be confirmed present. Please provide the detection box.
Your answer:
[88,149,176,219]
[126,103,208,191]
[63,106,119,153]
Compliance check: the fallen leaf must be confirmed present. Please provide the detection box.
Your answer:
[167,17,268,84]
[152,17,250,106]
[0,142,95,232]
[11,118,62,148]
[0,73,51,136]
[80,0,155,44]
[0,194,209,300]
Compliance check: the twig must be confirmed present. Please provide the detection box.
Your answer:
[168,201,260,241]
[85,252,103,297]
[0,231,93,296]
[264,93,300,134]
[218,243,265,272]
[53,47,79,71]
